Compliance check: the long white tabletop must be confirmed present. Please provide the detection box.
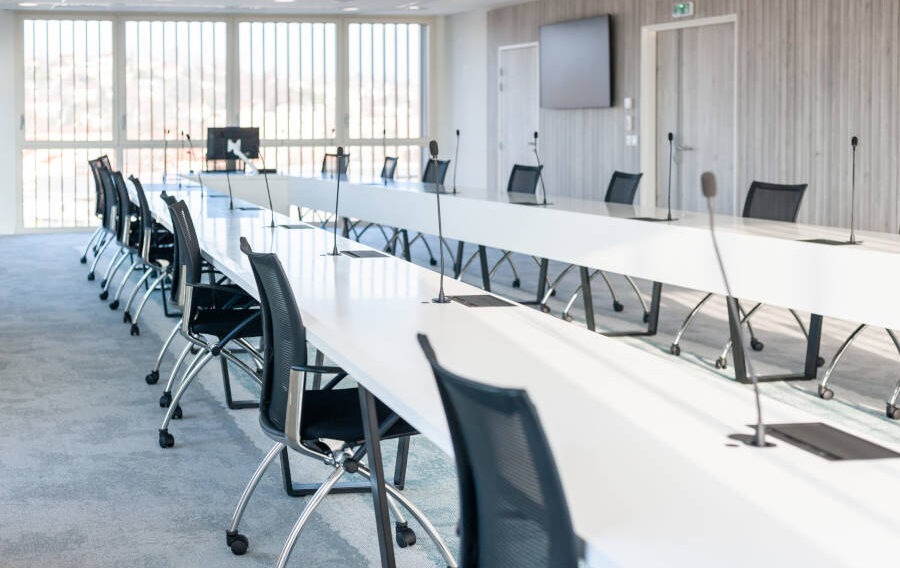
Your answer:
[154,181,900,567]
[192,172,900,334]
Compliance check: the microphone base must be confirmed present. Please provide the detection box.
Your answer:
[728,433,775,448]
[322,251,342,257]
[800,238,863,246]
[432,297,452,304]
[630,216,678,222]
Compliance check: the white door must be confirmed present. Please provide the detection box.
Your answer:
[656,23,735,214]
[498,44,539,191]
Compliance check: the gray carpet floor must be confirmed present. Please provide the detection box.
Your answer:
[2,230,900,567]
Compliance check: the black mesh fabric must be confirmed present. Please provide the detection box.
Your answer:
[160,193,181,302]
[130,176,154,254]
[168,201,204,286]
[422,159,451,185]
[322,153,350,175]
[741,181,807,222]
[604,171,643,205]
[96,166,118,230]
[112,171,135,244]
[88,156,110,217]
[418,335,579,568]
[506,165,543,194]
[240,239,308,436]
[380,157,399,180]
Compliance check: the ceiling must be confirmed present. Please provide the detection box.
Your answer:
[5,0,515,15]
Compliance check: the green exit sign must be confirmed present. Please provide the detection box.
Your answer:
[673,1,694,17]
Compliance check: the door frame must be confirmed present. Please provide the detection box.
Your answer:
[497,41,539,191]
[639,14,738,211]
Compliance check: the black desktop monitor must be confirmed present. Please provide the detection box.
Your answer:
[207,127,260,160]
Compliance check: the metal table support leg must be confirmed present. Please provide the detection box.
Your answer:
[454,242,465,278]
[520,257,550,306]
[393,436,410,489]
[478,245,491,292]
[727,296,823,384]
[603,281,663,338]
[358,386,397,568]
[580,267,596,331]
[401,230,411,262]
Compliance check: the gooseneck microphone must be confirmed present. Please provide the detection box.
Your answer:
[452,129,460,194]
[258,151,275,228]
[183,132,203,194]
[666,132,675,221]
[163,129,170,183]
[431,140,450,304]
[178,132,185,189]
[701,172,770,448]
[532,131,549,206]
[849,136,859,245]
[329,147,344,255]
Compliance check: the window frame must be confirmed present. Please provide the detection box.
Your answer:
[13,11,437,232]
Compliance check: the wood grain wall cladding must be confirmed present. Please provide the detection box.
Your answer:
[486,0,900,232]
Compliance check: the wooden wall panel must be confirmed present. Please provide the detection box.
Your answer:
[485,0,900,232]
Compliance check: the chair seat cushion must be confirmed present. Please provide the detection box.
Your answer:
[301,388,417,444]
[191,309,262,338]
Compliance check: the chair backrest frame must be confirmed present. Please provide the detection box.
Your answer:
[506,164,544,194]
[603,171,643,205]
[741,180,808,222]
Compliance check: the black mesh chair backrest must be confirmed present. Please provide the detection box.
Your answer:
[380,156,399,180]
[604,171,643,205]
[112,171,133,241]
[741,181,807,222]
[129,175,155,257]
[160,192,180,301]
[240,238,307,436]
[88,156,110,217]
[418,335,579,568]
[168,200,203,286]
[506,164,543,194]
[322,153,350,175]
[97,165,119,230]
[422,159,450,185]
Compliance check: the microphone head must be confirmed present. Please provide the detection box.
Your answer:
[851,135,858,147]
[429,140,439,158]
[336,146,344,157]
[185,133,191,140]
[533,131,539,140]
[701,172,717,199]
[456,129,460,136]
[668,132,674,141]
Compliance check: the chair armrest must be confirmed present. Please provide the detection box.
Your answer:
[293,365,348,390]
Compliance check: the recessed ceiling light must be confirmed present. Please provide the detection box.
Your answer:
[19,2,38,6]
[408,4,420,9]
[273,0,295,3]
[342,6,359,11]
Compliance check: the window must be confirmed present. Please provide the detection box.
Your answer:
[348,22,426,180]
[16,16,431,230]
[21,19,113,228]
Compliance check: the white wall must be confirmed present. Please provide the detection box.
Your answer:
[437,8,488,190]
[0,11,17,235]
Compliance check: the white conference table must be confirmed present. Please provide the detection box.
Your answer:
[191,171,900,386]
[149,181,900,568]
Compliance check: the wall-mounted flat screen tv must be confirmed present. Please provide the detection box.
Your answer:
[539,15,612,109]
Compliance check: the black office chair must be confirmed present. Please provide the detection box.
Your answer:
[418,334,579,568]
[456,164,554,296]
[81,155,112,264]
[87,164,123,281]
[157,200,264,449]
[108,176,176,315]
[380,156,398,180]
[225,239,456,568]
[385,157,453,266]
[321,152,350,175]
[669,181,818,369]
[95,171,140,299]
[551,172,647,321]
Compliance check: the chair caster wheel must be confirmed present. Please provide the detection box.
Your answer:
[550,289,556,297]
[818,386,834,400]
[172,405,183,419]
[816,356,825,367]
[715,358,727,369]
[190,346,199,355]
[540,304,551,314]
[226,531,249,555]
[512,279,521,288]
[99,290,109,300]
[130,324,140,336]
[100,279,108,288]
[643,312,650,323]
[160,391,172,408]
[123,311,131,323]
[80,256,87,264]
[87,272,95,281]
[395,523,416,548]
[429,258,437,266]
[750,338,764,351]
[613,301,624,312]
[670,344,681,356]
[158,429,174,448]
[109,300,119,310]
[887,404,900,420]
[563,313,574,322]
[145,370,159,385]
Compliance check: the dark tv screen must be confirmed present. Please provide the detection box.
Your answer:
[539,16,612,109]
